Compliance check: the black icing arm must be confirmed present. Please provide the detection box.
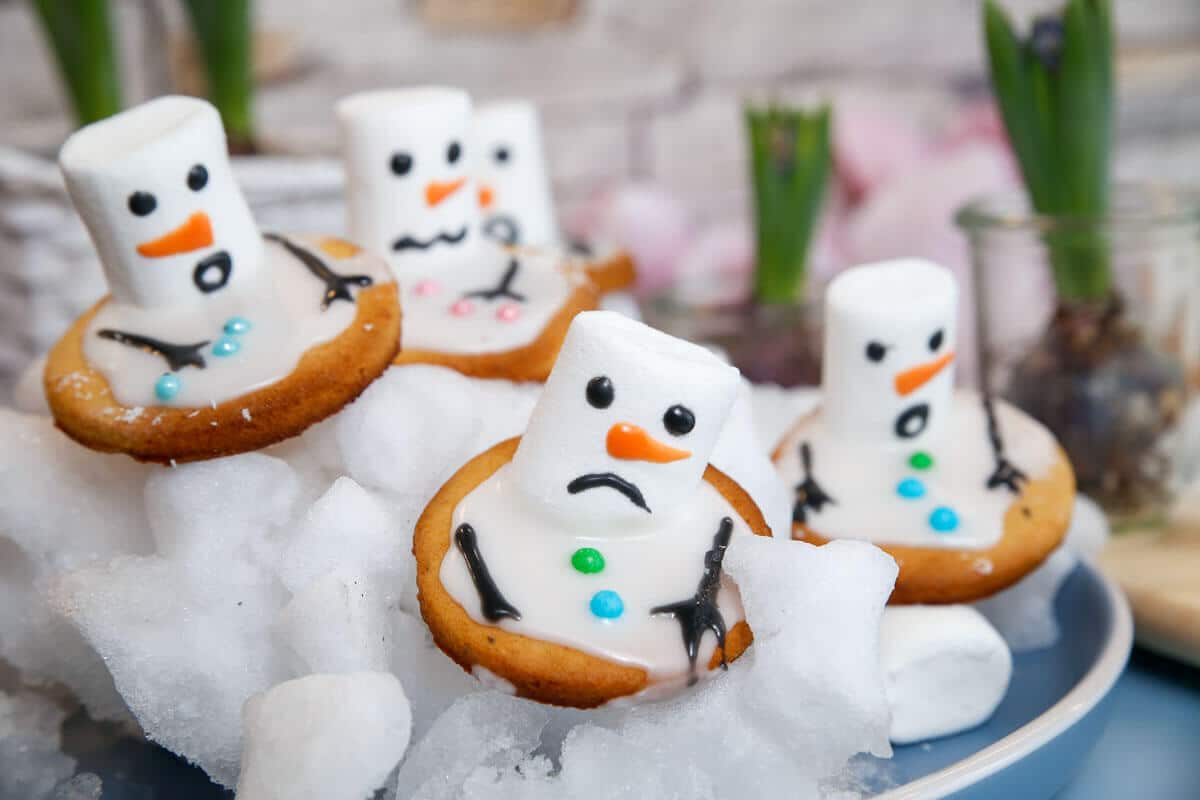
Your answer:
[651,517,734,685]
[463,258,527,303]
[265,233,373,310]
[95,329,209,372]
[455,523,521,622]
[792,442,835,524]
[982,394,1027,493]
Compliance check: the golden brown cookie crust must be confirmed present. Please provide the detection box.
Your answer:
[45,281,401,464]
[414,436,772,708]
[775,434,1076,604]
[393,283,598,382]
[583,249,637,294]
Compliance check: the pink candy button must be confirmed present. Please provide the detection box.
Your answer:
[449,299,475,317]
[496,304,522,322]
[414,279,441,297]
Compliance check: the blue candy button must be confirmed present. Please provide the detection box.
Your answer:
[223,316,253,336]
[896,477,926,499]
[590,590,624,620]
[929,506,959,533]
[154,373,181,402]
[212,336,241,357]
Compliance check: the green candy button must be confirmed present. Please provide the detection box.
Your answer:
[571,547,605,574]
[909,451,934,470]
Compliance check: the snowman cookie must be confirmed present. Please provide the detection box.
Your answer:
[338,88,597,382]
[415,312,772,708]
[772,259,1075,604]
[45,96,400,463]
[473,100,637,298]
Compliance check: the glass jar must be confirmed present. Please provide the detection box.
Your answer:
[644,297,823,388]
[957,184,1200,527]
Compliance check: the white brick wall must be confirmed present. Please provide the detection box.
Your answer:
[1,0,1196,379]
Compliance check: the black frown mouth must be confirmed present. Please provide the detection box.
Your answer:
[392,227,469,252]
[567,472,651,513]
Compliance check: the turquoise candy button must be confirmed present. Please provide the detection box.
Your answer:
[929,506,959,533]
[212,336,241,357]
[897,477,926,499]
[223,316,253,335]
[154,373,181,402]
[590,590,624,619]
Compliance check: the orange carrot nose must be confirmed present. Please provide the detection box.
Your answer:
[136,211,214,258]
[894,352,955,396]
[478,184,495,209]
[425,177,467,207]
[606,423,691,463]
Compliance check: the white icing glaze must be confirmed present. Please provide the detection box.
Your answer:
[474,100,558,247]
[441,462,749,682]
[774,391,1060,550]
[60,96,262,310]
[511,311,741,527]
[82,234,391,408]
[398,242,584,355]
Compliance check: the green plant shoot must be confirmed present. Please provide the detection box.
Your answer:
[30,0,123,125]
[745,103,832,305]
[984,0,1114,301]
[181,0,255,152]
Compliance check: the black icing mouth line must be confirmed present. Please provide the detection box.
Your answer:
[566,473,651,513]
[482,215,520,246]
[391,227,469,252]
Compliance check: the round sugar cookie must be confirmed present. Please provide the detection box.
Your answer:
[414,436,771,709]
[45,235,400,463]
[772,395,1075,605]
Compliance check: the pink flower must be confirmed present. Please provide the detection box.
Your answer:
[566,182,692,297]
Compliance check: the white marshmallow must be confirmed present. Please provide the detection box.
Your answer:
[473,100,558,247]
[338,88,482,280]
[511,311,741,526]
[60,96,262,309]
[823,259,957,446]
[879,605,1012,744]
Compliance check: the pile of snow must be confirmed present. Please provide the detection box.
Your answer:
[3,363,904,798]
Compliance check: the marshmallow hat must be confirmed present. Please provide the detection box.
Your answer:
[511,311,741,527]
[822,258,958,445]
[60,95,262,309]
[474,100,558,246]
[338,88,481,278]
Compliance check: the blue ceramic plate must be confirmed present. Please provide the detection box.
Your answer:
[877,561,1133,799]
[68,562,1130,800]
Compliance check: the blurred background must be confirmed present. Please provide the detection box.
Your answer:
[3,0,1199,221]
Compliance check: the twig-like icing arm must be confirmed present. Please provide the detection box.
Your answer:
[462,258,527,302]
[454,523,521,622]
[982,394,1027,493]
[95,329,210,371]
[264,233,373,310]
[651,516,734,685]
[792,441,835,524]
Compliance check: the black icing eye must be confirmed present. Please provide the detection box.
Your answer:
[187,164,208,191]
[494,146,510,164]
[865,341,887,363]
[586,376,614,409]
[127,191,157,216]
[447,141,462,164]
[663,404,695,436]
[390,152,413,176]
[929,329,944,351]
